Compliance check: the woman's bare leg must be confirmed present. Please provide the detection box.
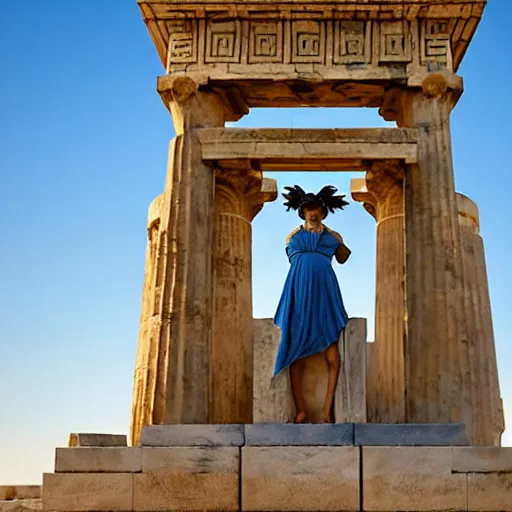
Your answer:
[290,359,307,423]
[323,342,340,422]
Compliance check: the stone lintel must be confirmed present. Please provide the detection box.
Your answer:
[140,424,245,446]
[245,424,354,446]
[199,128,418,170]
[355,423,469,446]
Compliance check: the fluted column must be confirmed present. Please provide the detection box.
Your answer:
[351,162,405,423]
[398,73,471,427]
[130,77,234,445]
[212,166,277,423]
[457,193,504,445]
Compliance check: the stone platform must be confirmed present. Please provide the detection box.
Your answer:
[42,424,512,511]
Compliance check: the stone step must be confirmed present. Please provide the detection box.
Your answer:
[140,423,469,447]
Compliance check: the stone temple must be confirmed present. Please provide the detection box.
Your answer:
[3,1,512,511]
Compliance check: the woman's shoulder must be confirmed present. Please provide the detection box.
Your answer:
[323,225,344,245]
[285,226,302,245]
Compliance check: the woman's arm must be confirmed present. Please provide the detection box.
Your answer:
[325,226,351,264]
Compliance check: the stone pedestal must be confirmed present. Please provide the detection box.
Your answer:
[394,74,471,429]
[457,193,504,446]
[351,163,405,424]
[130,77,242,445]
[212,167,276,424]
[253,318,367,424]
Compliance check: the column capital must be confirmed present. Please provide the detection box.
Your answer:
[351,162,404,221]
[215,162,277,221]
[379,71,463,124]
[157,76,248,134]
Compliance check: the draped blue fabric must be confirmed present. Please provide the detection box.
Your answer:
[273,226,349,375]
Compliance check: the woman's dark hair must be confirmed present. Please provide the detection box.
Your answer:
[283,185,349,220]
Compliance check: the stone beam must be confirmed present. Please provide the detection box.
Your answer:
[198,128,418,171]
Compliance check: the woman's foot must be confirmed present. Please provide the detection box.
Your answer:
[295,411,307,424]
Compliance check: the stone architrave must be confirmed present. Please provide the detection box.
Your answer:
[456,193,504,446]
[212,166,277,424]
[351,162,405,424]
[393,73,472,431]
[130,77,241,445]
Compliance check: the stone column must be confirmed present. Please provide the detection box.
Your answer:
[130,77,237,445]
[351,162,406,423]
[457,193,504,446]
[212,165,276,423]
[395,73,472,427]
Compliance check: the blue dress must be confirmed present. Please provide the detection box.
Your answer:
[273,226,349,375]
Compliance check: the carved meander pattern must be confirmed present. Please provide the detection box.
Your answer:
[166,17,454,70]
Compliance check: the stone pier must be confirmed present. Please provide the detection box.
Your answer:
[351,163,405,424]
[457,193,504,446]
[130,76,247,445]
[382,74,472,430]
[212,167,276,424]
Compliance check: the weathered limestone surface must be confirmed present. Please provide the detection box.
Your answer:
[363,447,467,511]
[141,424,245,447]
[253,318,366,424]
[43,473,133,511]
[212,168,276,424]
[245,424,354,446]
[131,77,231,445]
[253,318,294,423]
[199,128,418,172]
[0,489,40,501]
[242,446,359,511]
[356,423,468,446]
[457,193,504,446]
[467,473,512,511]
[0,500,41,512]
[351,163,405,424]
[453,446,512,473]
[134,447,239,511]
[396,75,472,431]
[68,433,127,447]
[55,447,142,473]
[334,317,367,423]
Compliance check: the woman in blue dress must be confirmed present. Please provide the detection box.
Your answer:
[274,185,351,423]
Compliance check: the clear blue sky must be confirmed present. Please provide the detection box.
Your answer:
[1,1,510,484]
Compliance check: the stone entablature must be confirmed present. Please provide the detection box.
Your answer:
[138,1,485,76]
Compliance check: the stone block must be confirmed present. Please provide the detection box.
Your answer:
[0,500,41,512]
[253,318,294,424]
[453,446,512,473]
[242,446,359,511]
[363,447,467,511]
[68,433,127,447]
[55,447,141,473]
[355,423,468,446]
[134,447,239,511]
[0,487,40,500]
[141,424,244,446]
[468,473,512,511]
[42,473,133,511]
[245,423,354,446]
